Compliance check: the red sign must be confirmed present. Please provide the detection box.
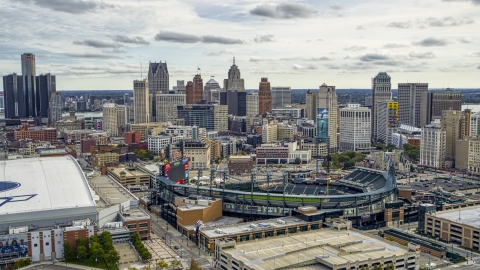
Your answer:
[185,164,189,170]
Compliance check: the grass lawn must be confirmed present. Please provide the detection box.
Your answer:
[63,258,117,270]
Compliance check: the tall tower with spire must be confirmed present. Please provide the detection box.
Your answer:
[223,57,245,92]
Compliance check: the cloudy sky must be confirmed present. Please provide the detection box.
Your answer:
[0,0,479,90]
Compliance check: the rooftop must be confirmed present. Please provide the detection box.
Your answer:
[120,206,150,221]
[0,156,96,216]
[219,229,413,270]
[89,175,137,209]
[109,167,149,178]
[434,206,480,228]
[201,216,309,238]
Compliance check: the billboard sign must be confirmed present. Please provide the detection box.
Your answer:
[0,233,28,255]
[387,102,399,128]
[163,163,172,178]
[317,108,329,141]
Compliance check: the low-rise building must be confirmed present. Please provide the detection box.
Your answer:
[129,122,166,141]
[108,166,150,187]
[228,155,253,175]
[14,128,57,144]
[256,144,289,164]
[215,226,418,270]
[91,151,119,168]
[183,140,211,169]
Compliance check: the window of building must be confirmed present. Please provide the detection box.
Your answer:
[127,224,137,229]
[139,223,148,228]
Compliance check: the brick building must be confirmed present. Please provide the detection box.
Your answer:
[14,128,57,144]
[125,131,141,144]
[228,155,253,175]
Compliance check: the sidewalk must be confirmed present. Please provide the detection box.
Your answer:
[22,261,104,270]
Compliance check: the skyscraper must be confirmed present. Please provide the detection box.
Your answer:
[133,79,149,124]
[441,110,467,168]
[397,83,428,127]
[305,90,318,121]
[103,103,118,136]
[318,83,338,150]
[221,90,246,116]
[420,89,462,127]
[246,92,259,116]
[204,77,220,101]
[148,61,169,122]
[186,75,203,105]
[116,105,129,135]
[36,73,56,121]
[223,57,245,92]
[148,61,169,94]
[21,53,37,117]
[258,78,272,115]
[2,73,23,118]
[371,72,392,141]
[271,87,291,108]
[420,120,444,168]
[173,80,186,94]
[50,92,62,123]
[0,94,4,113]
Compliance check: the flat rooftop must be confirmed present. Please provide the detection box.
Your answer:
[435,206,480,227]
[201,216,308,238]
[121,207,149,221]
[109,167,149,178]
[184,216,243,231]
[90,175,137,209]
[219,229,414,270]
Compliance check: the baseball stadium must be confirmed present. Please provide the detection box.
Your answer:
[151,152,399,229]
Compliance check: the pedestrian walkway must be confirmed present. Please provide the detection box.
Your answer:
[115,243,140,266]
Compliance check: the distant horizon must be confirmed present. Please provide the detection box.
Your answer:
[1,88,475,92]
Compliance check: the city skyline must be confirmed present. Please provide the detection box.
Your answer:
[0,0,479,91]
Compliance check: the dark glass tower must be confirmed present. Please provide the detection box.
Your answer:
[36,73,56,120]
[2,73,24,118]
[21,53,37,117]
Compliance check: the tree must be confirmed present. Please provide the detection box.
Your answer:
[105,249,120,266]
[140,248,152,261]
[89,235,99,245]
[63,242,74,261]
[90,242,105,263]
[294,157,302,164]
[77,245,89,260]
[190,257,202,270]
[100,231,114,252]
[157,260,169,270]
[169,259,181,270]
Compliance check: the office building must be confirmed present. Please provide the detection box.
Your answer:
[271,86,291,108]
[183,140,211,169]
[377,101,397,146]
[173,80,186,94]
[186,75,203,105]
[156,94,186,122]
[272,108,302,119]
[420,120,444,168]
[148,61,169,122]
[305,90,318,121]
[398,83,428,127]
[123,93,130,104]
[204,76,220,101]
[21,53,37,117]
[456,136,480,176]
[371,72,392,140]
[36,73,56,121]
[223,57,245,92]
[420,89,462,127]
[14,128,57,144]
[116,105,129,135]
[130,122,166,141]
[258,77,272,115]
[2,73,23,118]
[50,92,62,123]
[340,105,371,151]
[441,110,467,168]
[177,104,228,132]
[318,83,338,150]
[221,90,246,116]
[470,112,480,137]
[148,61,169,94]
[133,79,149,124]
[102,103,118,136]
[261,122,278,143]
[0,93,3,113]
[246,92,258,116]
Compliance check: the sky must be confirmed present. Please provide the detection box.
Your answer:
[0,0,479,91]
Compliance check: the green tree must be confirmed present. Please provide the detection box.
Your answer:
[140,248,152,261]
[343,160,355,169]
[294,157,302,164]
[63,242,74,261]
[105,249,120,266]
[89,235,99,245]
[387,144,397,152]
[90,242,105,263]
[100,231,114,252]
[169,259,181,270]
[157,260,169,270]
[77,245,89,260]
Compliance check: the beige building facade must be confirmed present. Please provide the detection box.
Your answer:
[133,79,150,124]
[156,94,186,122]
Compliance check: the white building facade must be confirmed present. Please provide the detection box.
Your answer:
[420,120,445,168]
[339,105,371,151]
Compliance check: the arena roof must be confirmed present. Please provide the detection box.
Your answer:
[0,156,96,216]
